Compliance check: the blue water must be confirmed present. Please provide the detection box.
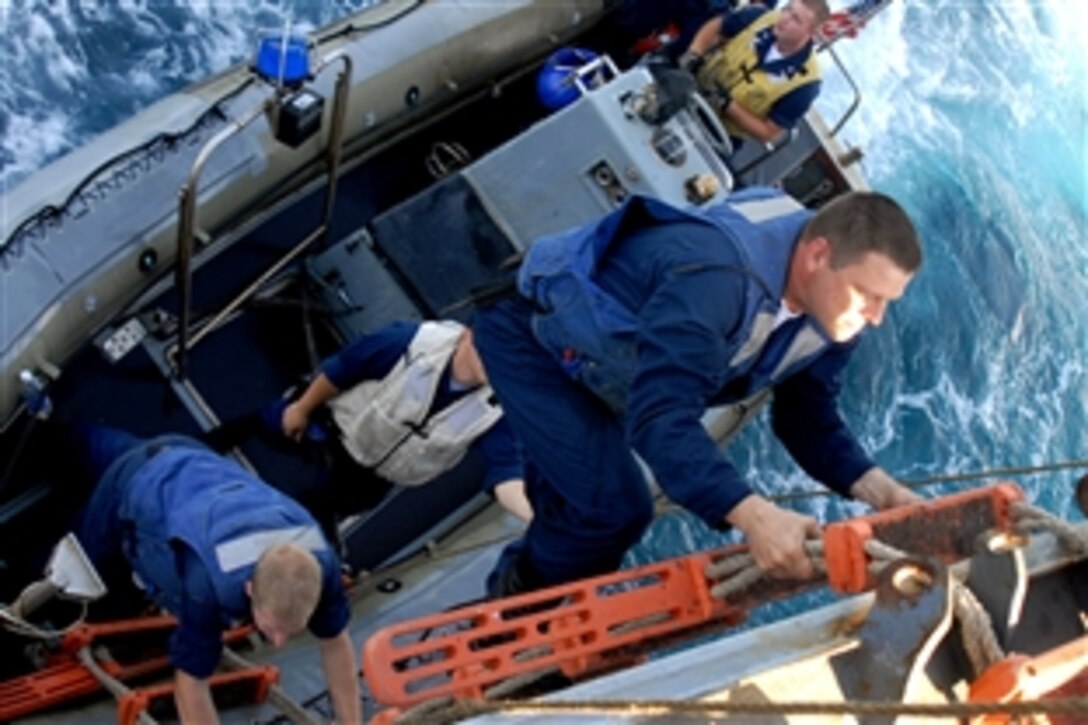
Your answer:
[1,1,1085,604]
[635,0,1088,566]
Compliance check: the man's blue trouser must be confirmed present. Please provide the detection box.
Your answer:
[72,425,201,574]
[474,296,654,593]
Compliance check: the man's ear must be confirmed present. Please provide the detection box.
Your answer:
[800,235,832,271]
[245,580,253,599]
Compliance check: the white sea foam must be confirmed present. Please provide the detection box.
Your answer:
[1,110,73,192]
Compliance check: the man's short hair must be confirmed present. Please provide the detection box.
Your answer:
[801,0,832,29]
[251,543,322,629]
[802,191,923,273]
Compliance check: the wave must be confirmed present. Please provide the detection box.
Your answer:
[0,0,376,191]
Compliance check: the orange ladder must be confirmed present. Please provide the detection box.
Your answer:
[0,614,253,721]
[363,484,1024,710]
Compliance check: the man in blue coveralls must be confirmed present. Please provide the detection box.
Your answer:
[277,319,532,523]
[474,187,923,597]
[73,425,361,724]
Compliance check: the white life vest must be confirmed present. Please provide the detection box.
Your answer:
[328,321,503,486]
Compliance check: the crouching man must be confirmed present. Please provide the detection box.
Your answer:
[72,424,361,724]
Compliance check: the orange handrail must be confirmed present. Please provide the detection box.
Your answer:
[824,482,1024,593]
[117,665,278,725]
[0,614,253,721]
[363,551,747,708]
[363,484,1026,710]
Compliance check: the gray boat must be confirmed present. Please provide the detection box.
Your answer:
[3,1,1086,722]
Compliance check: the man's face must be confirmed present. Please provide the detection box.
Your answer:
[801,241,914,343]
[251,605,302,648]
[774,0,819,45]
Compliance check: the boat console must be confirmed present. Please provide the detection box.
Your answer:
[310,59,734,342]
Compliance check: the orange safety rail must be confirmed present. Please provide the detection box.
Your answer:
[0,614,254,721]
[363,551,748,708]
[363,485,1030,710]
[117,665,278,725]
[823,483,1025,593]
[969,635,1088,724]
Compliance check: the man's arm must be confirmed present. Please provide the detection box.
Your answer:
[174,670,219,725]
[771,342,876,494]
[772,343,923,510]
[283,321,419,439]
[686,15,724,57]
[475,417,532,522]
[169,561,227,724]
[493,479,533,523]
[726,495,821,579]
[319,630,362,724]
[283,373,341,440]
[850,466,923,509]
[718,98,786,143]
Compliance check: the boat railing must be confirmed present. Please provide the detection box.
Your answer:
[824,44,862,138]
[172,50,354,383]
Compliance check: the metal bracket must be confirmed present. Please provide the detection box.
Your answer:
[834,557,954,722]
[965,531,1029,650]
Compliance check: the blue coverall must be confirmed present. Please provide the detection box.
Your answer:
[474,189,874,594]
[75,427,349,677]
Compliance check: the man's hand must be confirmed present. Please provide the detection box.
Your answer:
[677,50,705,75]
[706,83,733,114]
[850,467,924,510]
[281,401,310,442]
[726,495,821,579]
[174,670,219,725]
[319,630,362,724]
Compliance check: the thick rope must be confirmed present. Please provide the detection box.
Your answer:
[391,695,1088,723]
[951,582,1005,677]
[484,665,562,700]
[0,602,89,640]
[705,531,1008,684]
[1012,502,1088,556]
[705,540,825,599]
[358,461,1088,597]
[767,459,1088,505]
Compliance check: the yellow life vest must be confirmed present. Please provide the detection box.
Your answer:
[696,10,821,138]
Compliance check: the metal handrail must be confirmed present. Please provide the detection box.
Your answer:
[825,45,862,138]
[172,50,353,380]
[174,98,274,380]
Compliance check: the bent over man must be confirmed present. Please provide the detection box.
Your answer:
[683,0,830,145]
[281,319,532,522]
[474,187,923,597]
[73,425,361,724]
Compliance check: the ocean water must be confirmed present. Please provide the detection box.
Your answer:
[1,2,1085,582]
[636,0,1088,566]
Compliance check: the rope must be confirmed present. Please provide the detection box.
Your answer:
[392,696,456,724]
[0,602,89,640]
[484,665,562,700]
[705,540,826,600]
[221,649,320,725]
[1012,502,1088,556]
[766,459,1088,505]
[391,695,1088,723]
[704,528,1010,683]
[74,647,158,725]
[355,460,1088,599]
[951,583,1005,677]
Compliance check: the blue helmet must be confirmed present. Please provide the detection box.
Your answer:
[536,47,600,111]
